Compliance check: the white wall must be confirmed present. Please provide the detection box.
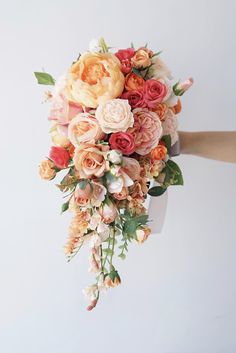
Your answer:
[1,1,236,352]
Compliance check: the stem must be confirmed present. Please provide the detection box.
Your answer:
[110,227,116,269]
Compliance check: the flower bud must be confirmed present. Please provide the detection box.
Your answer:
[136,226,151,243]
[107,150,123,165]
[104,270,121,288]
[99,201,118,224]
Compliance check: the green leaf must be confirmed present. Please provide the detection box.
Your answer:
[132,67,143,78]
[61,201,69,214]
[166,160,184,185]
[78,179,88,190]
[123,214,149,234]
[103,248,113,255]
[148,186,167,197]
[34,72,55,85]
[118,253,126,260]
[161,135,171,154]
[152,50,162,57]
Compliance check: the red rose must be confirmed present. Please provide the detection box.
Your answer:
[122,90,146,109]
[49,146,70,169]
[115,48,135,61]
[115,48,135,74]
[144,79,167,108]
[109,132,135,156]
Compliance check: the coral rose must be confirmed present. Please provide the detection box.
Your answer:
[109,132,135,156]
[95,99,134,134]
[127,108,163,155]
[125,73,145,91]
[49,146,70,169]
[131,49,152,69]
[150,144,167,160]
[73,144,109,178]
[68,113,104,147]
[121,90,146,109]
[39,160,56,180]
[144,79,167,108]
[66,52,125,108]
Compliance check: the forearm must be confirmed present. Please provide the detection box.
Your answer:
[179,131,236,163]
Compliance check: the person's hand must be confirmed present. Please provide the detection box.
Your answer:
[179,131,236,163]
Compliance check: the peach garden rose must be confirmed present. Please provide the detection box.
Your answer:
[66,52,125,108]
[68,113,104,146]
[73,144,109,178]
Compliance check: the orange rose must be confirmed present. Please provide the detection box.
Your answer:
[171,99,182,114]
[67,52,125,108]
[131,49,152,69]
[125,73,145,91]
[39,160,56,180]
[150,144,167,160]
[73,144,109,178]
[152,103,168,121]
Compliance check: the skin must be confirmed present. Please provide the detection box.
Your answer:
[179,131,236,164]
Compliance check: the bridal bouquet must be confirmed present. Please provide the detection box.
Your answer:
[36,38,192,310]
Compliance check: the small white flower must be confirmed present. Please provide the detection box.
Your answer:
[107,150,123,165]
[89,38,100,52]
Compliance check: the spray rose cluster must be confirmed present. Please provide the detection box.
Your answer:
[36,38,193,310]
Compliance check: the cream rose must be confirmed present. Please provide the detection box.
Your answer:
[66,52,125,108]
[68,113,104,147]
[73,144,109,178]
[95,99,134,134]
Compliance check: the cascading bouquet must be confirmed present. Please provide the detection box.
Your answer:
[36,38,193,310]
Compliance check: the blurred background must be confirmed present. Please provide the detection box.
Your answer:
[0,0,236,352]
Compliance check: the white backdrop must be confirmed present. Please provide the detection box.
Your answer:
[1,1,236,352]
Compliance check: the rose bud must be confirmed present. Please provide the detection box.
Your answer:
[107,150,123,165]
[104,270,121,288]
[49,146,70,169]
[136,227,151,244]
[174,77,194,96]
[99,201,118,224]
[39,160,56,180]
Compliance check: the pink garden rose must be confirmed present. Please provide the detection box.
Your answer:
[68,113,104,147]
[127,108,163,155]
[49,93,83,127]
[144,79,167,108]
[121,90,146,109]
